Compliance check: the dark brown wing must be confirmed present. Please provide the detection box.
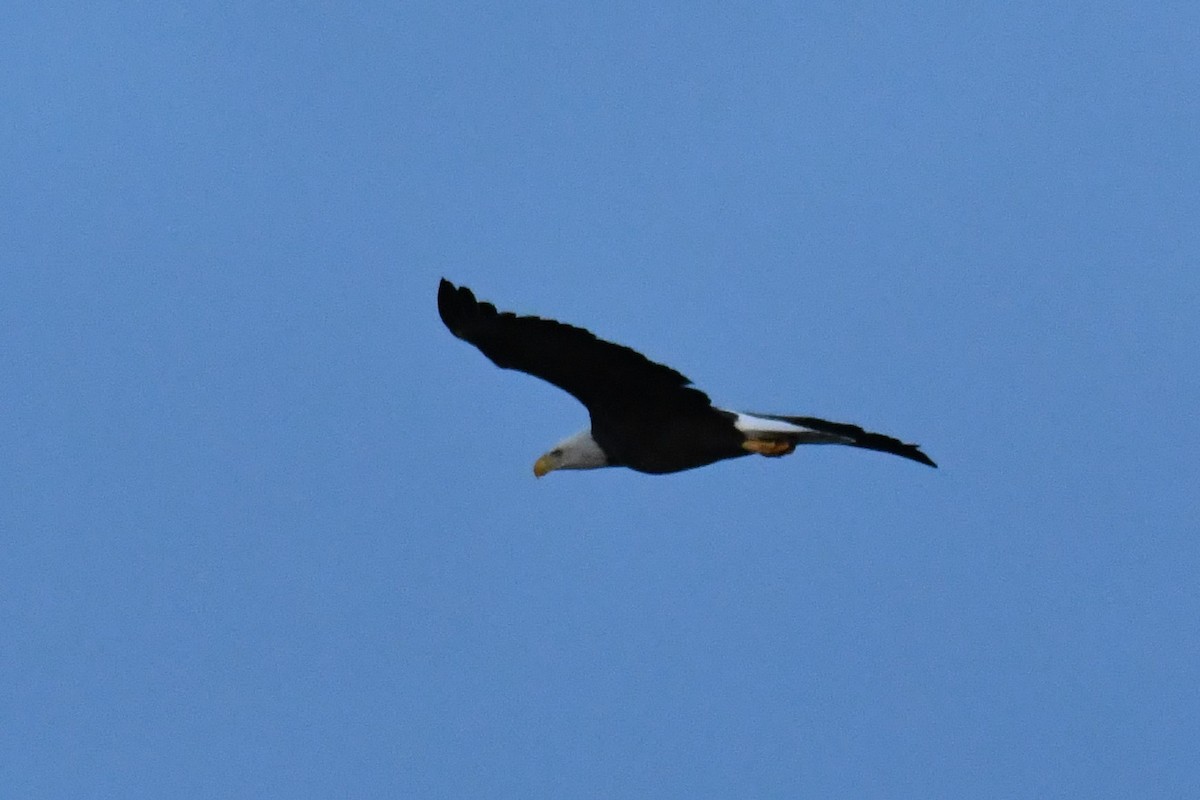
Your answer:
[437,279,713,417]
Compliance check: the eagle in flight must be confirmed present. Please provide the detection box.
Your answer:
[438,279,936,477]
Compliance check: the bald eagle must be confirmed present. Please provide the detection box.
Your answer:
[438,279,936,477]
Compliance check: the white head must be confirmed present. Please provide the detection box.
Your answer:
[533,429,609,478]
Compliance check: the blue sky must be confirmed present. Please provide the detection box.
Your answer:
[4,2,1198,797]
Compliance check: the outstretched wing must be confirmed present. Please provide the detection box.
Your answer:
[437,279,712,415]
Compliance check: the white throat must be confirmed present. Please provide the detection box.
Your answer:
[551,429,609,470]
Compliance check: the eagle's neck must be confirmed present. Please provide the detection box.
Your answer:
[555,429,609,470]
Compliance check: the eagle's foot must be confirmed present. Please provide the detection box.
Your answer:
[742,439,796,457]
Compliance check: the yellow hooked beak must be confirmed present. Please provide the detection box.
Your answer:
[533,454,554,478]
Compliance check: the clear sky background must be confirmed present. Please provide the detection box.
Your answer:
[4,3,1198,798]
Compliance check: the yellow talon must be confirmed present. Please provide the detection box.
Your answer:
[742,439,795,457]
